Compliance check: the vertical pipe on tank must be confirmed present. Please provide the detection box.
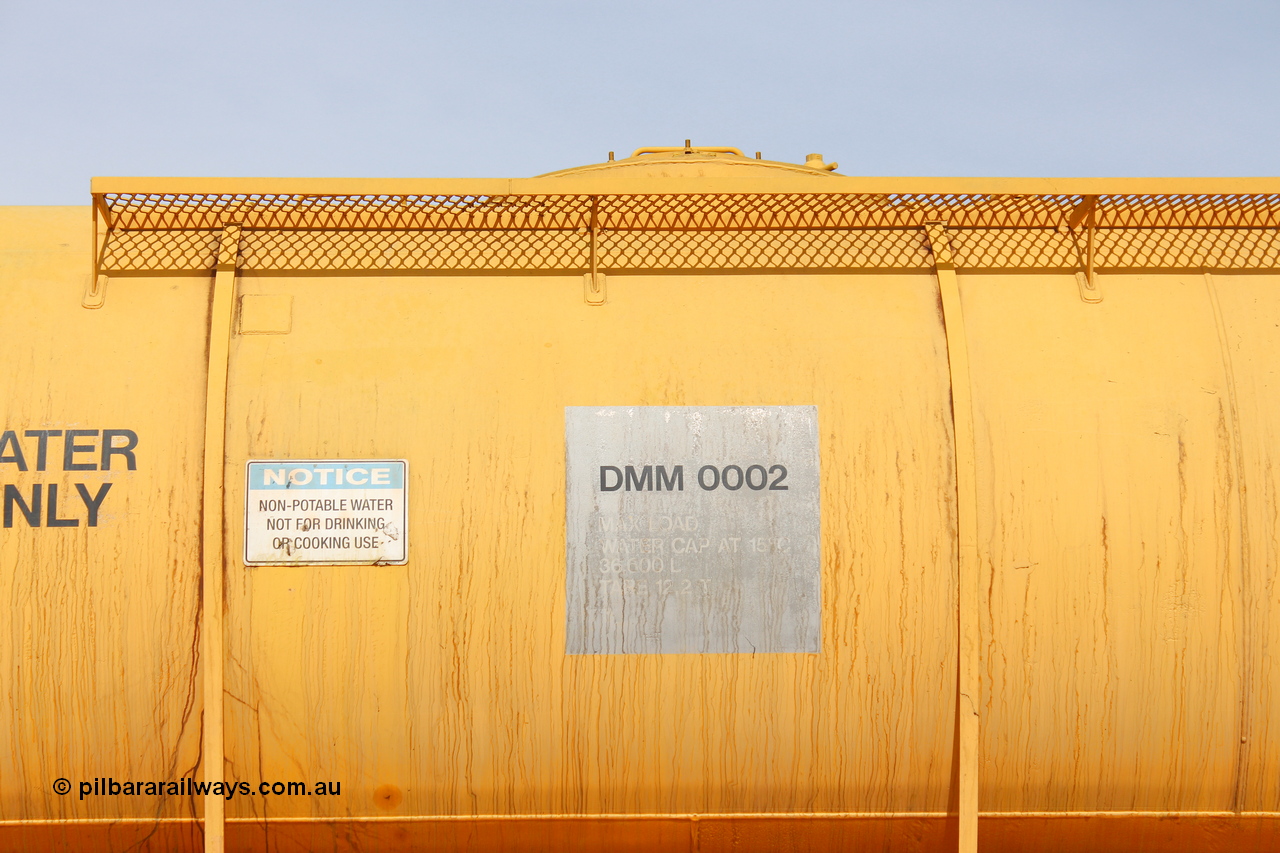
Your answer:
[201,224,240,853]
[925,221,979,853]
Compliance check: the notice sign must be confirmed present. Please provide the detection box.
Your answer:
[244,460,408,566]
[566,407,820,654]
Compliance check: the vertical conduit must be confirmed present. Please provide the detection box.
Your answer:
[201,224,240,853]
[925,222,979,853]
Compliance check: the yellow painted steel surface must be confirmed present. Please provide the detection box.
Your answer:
[2,151,1280,851]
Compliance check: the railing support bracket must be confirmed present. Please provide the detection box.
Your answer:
[82,274,108,309]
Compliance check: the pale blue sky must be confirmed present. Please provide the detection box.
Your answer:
[1,0,1276,204]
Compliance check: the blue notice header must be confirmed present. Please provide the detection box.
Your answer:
[247,460,405,490]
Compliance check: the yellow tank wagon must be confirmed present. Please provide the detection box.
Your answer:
[2,146,1279,851]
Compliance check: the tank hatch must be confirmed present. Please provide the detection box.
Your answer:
[538,142,841,178]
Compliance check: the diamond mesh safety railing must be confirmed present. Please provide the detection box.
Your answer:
[93,192,1280,275]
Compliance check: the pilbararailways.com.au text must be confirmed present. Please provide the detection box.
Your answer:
[54,777,341,801]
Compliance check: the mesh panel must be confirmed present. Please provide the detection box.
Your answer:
[947,229,1080,270]
[1098,193,1280,228]
[600,228,934,271]
[242,230,588,272]
[100,193,593,231]
[95,191,1280,274]
[1098,228,1280,270]
[99,229,220,273]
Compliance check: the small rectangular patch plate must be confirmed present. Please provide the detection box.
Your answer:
[239,294,293,334]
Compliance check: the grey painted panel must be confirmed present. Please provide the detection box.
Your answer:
[565,406,820,654]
